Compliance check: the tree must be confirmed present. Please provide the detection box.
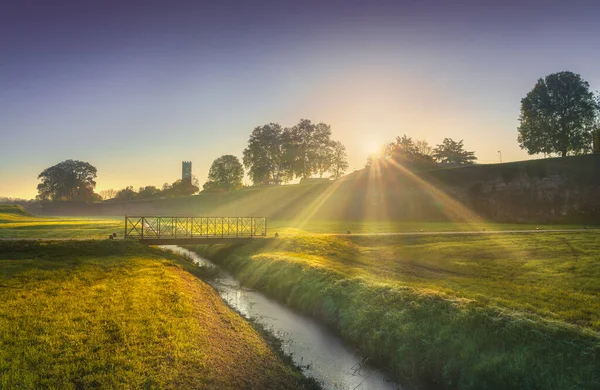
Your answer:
[518,71,599,157]
[415,139,434,157]
[37,159,97,202]
[203,155,244,191]
[137,186,161,199]
[114,186,137,201]
[329,141,349,179]
[433,138,477,165]
[383,135,436,169]
[243,123,290,185]
[169,179,199,196]
[98,189,117,200]
[89,193,103,203]
[284,119,334,179]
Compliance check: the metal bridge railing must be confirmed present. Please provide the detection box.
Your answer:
[124,216,267,240]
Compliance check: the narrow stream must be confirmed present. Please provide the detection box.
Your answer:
[163,246,402,390]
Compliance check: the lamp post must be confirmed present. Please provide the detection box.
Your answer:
[498,150,502,163]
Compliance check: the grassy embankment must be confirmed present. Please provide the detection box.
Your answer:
[191,232,600,389]
[42,154,600,224]
[0,238,315,388]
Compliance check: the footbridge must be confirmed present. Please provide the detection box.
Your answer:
[124,216,267,245]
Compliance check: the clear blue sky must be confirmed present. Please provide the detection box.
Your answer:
[1,0,599,198]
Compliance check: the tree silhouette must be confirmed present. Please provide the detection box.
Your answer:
[433,138,477,165]
[98,188,117,200]
[37,159,97,202]
[518,71,599,157]
[284,119,334,179]
[114,186,137,201]
[169,179,199,196]
[204,155,244,191]
[137,186,161,199]
[243,123,290,185]
[329,141,349,179]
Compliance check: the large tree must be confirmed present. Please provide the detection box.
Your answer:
[243,123,290,185]
[203,155,244,191]
[518,71,599,157]
[37,159,97,202]
[433,138,477,165]
[284,119,334,179]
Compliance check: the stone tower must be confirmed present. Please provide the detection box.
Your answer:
[182,161,192,182]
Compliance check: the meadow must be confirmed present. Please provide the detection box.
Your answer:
[0,238,315,389]
[191,232,600,389]
[3,204,600,388]
[0,205,122,239]
[0,204,587,239]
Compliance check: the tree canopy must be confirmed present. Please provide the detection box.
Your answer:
[168,179,199,196]
[285,119,334,179]
[243,123,290,185]
[385,135,436,169]
[518,71,599,157]
[329,141,349,179]
[433,138,477,165]
[242,119,348,185]
[114,186,137,201]
[203,155,244,191]
[37,159,98,202]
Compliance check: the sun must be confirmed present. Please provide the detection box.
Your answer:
[364,139,383,157]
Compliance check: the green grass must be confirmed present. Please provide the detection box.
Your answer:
[0,211,122,239]
[191,232,600,389]
[0,205,589,239]
[267,220,589,235]
[0,240,313,389]
[0,204,32,217]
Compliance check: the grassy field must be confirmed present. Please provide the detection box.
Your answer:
[0,205,122,239]
[267,219,588,235]
[0,239,315,389]
[0,205,590,239]
[3,205,600,388]
[191,232,600,389]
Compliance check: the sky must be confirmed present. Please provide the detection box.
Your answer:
[1,0,599,199]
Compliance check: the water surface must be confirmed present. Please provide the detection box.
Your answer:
[163,245,402,390]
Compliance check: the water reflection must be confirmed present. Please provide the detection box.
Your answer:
[162,245,402,390]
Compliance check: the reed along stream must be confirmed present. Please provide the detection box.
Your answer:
[163,246,402,390]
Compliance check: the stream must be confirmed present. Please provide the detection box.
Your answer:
[163,246,402,390]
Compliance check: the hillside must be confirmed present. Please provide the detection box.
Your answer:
[0,204,33,217]
[41,154,600,223]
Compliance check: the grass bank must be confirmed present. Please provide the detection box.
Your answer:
[0,240,314,389]
[190,232,600,389]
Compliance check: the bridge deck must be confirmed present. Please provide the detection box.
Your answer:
[124,216,267,242]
